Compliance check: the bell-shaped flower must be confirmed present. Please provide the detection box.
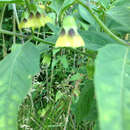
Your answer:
[19,12,51,29]
[55,16,85,48]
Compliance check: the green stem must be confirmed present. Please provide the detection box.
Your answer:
[59,0,76,23]
[32,36,94,57]
[13,6,16,44]
[0,29,25,37]
[0,4,7,29]
[0,29,54,45]
[0,29,94,57]
[32,36,54,46]
[12,4,24,44]
[77,0,129,46]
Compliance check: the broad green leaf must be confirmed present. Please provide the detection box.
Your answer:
[37,43,50,54]
[114,0,130,6]
[44,34,58,44]
[49,0,74,17]
[105,15,130,34]
[94,44,130,130]
[94,121,100,130]
[74,80,96,122]
[86,57,95,80]
[62,0,74,8]
[78,5,98,28]
[80,31,115,50]
[106,4,130,30]
[84,99,97,121]
[61,0,75,13]
[105,0,130,33]
[47,23,60,35]
[0,43,40,130]
[49,0,64,15]
[0,0,23,3]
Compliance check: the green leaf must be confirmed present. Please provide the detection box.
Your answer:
[44,34,58,44]
[87,57,95,80]
[94,44,130,130]
[0,43,40,130]
[78,5,98,28]
[105,15,130,34]
[106,4,130,30]
[94,121,100,130]
[114,0,130,6]
[74,80,96,122]
[37,44,50,54]
[47,23,60,35]
[62,0,74,9]
[49,0,64,15]
[80,31,116,50]
[49,0,74,17]
[61,0,75,17]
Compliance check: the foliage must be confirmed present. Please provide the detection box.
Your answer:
[0,43,40,129]
[0,0,130,130]
[94,44,130,130]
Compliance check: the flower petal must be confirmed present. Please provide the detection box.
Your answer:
[19,15,52,29]
[55,34,85,48]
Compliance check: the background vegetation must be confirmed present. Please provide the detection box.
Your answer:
[0,0,130,130]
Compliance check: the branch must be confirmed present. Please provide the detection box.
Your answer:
[0,29,25,37]
[0,29,95,57]
[77,0,130,46]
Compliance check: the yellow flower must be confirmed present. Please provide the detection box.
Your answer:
[55,16,85,48]
[55,28,85,48]
[19,12,51,29]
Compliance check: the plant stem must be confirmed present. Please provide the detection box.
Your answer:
[64,96,72,130]
[0,4,7,29]
[64,79,82,130]
[59,0,76,23]
[0,29,25,37]
[12,4,24,43]
[13,5,16,44]
[0,29,94,57]
[0,29,54,45]
[77,0,130,46]
[32,36,55,46]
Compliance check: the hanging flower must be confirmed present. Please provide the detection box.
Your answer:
[19,11,51,29]
[55,16,85,48]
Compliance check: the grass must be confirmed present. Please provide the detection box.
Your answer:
[17,49,94,130]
